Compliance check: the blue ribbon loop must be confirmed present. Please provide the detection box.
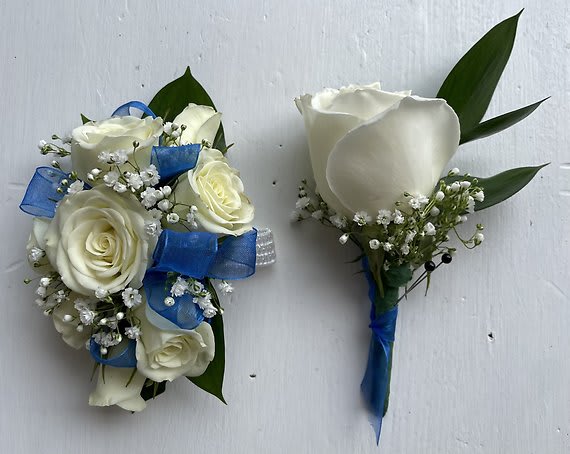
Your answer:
[143,228,257,329]
[143,270,205,330]
[151,143,201,181]
[19,167,68,218]
[112,100,157,118]
[90,339,137,368]
[360,258,399,444]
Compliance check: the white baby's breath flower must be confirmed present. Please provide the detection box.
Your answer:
[122,287,142,308]
[295,196,311,210]
[392,209,405,224]
[98,151,111,164]
[166,213,180,224]
[473,191,485,202]
[353,211,371,226]
[193,292,212,310]
[144,220,162,238]
[405,230,416,243]
[449,168,460,176]
[382,242,393,252]
[112,182,128,193]
[460,180,471,189]
[435,191,445,201]
[203,306,217,318]
[140,165,160,187]
[28,246,45,263]
[409,195,429,210]
[218,280,233,294]
[311,210,323,220]
[376,209,392,226]
[474,233,485,245]
[140,188,160,208]
[449,182,461,192]
[400,244,410,255]
[160,185,172,197]
[338,233,350,245]
[430,206,440,217]
[125,326,142,340]
[103,171,120,187]
[164,296,175,307]
[171,277,189,297]
[39,277,51,287]
[125,172,144,190]
[369,239,381,250]
[330,214,347,229]
[95,287,109,299]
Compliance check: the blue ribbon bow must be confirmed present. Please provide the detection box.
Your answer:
[19,167,68,218]
[89,339,137,368]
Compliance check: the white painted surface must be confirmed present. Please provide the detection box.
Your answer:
[1,0,569,452]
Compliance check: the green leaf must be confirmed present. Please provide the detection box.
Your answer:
[446,164,548,211]
[140,380,167,401]
[460,98,548,144]
[437,10,523,134]
[188,312,226,404]
[147,67,226,151]
[80,113,91,124]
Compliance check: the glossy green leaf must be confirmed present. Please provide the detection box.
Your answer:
[140,380,167,401]
[437,11,522,133]
[188,312,226,404]
[80,113,91,124]
[446,164,548,211]
[460,98,548,144]
[148,66,226,151]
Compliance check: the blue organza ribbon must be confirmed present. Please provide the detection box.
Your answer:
[144,269,205,330]
[143,229,257,328]
[112,100,157,118]
[150,143,201,181]
[360,258,399,444]
[90,339,137,368]
[19,167,68,217]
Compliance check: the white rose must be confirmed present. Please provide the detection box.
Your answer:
[135,305,215,382]
[52,296,91,349]
[43,186,157,296]
[172,148,254,235]
[89,366,147,412]
[295,84,460,215]
[173,103,221,145]
[71,116,163,182]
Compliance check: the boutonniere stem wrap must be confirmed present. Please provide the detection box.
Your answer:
[20,68,275,411]
[294,11,547,444]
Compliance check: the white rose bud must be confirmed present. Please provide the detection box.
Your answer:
[295,85,460,216]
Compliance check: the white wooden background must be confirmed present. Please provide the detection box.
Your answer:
[1,0,569,452]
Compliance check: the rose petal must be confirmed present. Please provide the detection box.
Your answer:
[326,96,460,214]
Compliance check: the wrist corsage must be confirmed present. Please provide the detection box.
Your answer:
[21,68,275,411]
[293,11,546,443]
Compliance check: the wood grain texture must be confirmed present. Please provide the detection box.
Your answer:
[1,0,568,452]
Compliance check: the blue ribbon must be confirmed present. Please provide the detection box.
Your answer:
[19,167,68,218]
[143,228,257,329]
[90,339,137,368]
[112,100,157,118]
[143,270,205,330]
[151,143,201,181]
[360,258,399,444]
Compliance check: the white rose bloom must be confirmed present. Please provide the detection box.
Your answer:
[43,186,158,296]
[71,116,163,182]
[172,103,221,145]
[89,366,147,412]
[135,306,215,382]
[295,84,460,215]
[51,296,91,349]
[172,148,254,235]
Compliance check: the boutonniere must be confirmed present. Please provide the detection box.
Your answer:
[21,68,275,411]
[293,11,546,443]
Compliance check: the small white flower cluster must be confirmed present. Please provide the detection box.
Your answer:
[294,170,486,269]
[33,273,69,315]
[167,275,219,318]
[163,122,187,146]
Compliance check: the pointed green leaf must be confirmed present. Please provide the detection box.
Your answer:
[148,67,226,151]
[460,98,548,144]
[140,379,167,401]
[188,312,226,404]
[80,113,91,124]
[445,164,548,211]
[437,10,523,133]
